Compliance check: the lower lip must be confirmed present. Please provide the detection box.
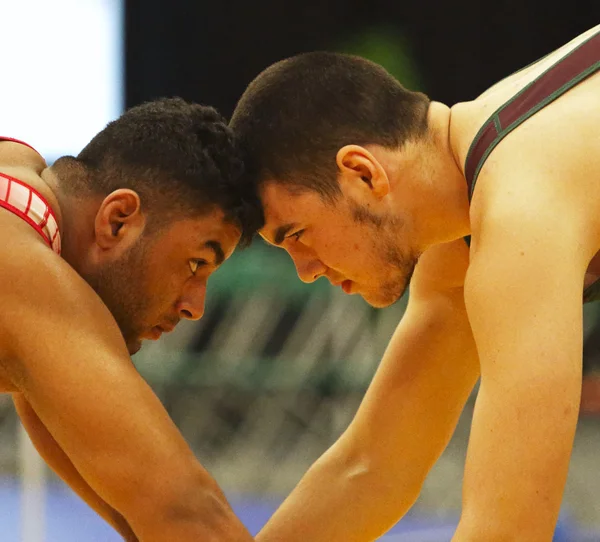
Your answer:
[341,280,353,294]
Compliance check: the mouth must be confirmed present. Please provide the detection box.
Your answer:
[330,278,354,294]
[146,324,176,341]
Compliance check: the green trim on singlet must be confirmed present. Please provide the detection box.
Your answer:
[492,114,501,133]
[469,60,600,197]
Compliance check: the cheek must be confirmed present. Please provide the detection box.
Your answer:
[143,263,184,302]
[339,238,382,278]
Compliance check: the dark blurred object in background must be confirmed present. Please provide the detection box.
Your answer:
[126,0,600,115]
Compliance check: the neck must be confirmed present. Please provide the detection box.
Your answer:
[405,101,471,249]
[41,166,99,273]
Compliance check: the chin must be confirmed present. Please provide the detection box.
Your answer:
[363,286,406,308]
[363,294,398,309]
[127,339,143,356]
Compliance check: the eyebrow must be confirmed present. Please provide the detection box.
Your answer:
[204,240,225,266]
[273,223,296,245]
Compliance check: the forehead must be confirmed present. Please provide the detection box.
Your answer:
[259,181,346,246]
[157,208,241,259]
[260,182,325,226]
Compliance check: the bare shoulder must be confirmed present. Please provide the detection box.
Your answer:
[0,217,128,389]
[467,106,600,259]
[450,23,600,173]
[0,140,47,175]
[0,141,59,214]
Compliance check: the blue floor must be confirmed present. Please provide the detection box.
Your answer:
[0,478,597,541]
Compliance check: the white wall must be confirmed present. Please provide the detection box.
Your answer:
[0,0,123,160]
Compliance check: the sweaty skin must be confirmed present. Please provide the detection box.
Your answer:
[0,141,254,542]
[253,24,600,542]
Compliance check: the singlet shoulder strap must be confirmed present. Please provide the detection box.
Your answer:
[0,173,61,255]
[0,138,60,254]
[464,30,600,200]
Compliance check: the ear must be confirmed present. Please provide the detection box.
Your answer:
[335,145,390,199]
[94,189,146,251]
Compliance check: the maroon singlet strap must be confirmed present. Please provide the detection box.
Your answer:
[464,30,600,199]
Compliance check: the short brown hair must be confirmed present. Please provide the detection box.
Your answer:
[230,51,430,202]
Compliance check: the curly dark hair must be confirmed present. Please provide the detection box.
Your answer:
[56,97,263,245]
[230,52,430,203]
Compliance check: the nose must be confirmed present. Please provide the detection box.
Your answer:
[293,254,327,284]
[177,282,206,321]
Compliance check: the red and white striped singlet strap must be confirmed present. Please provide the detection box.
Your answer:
[0,173,61,255]
[0,136,61,254]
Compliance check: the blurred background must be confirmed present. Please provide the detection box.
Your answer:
[1,1,600,540]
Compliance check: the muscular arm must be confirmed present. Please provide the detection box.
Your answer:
[13,394,137,541]
[454,179,592,540]
[257,240,480,542]
[0,226,253,542]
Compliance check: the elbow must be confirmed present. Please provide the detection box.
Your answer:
[166,488,245,541]
[335,445,426,512]
[366,457,426,510]
[125,470,250,541]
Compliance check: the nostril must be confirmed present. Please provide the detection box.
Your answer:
[181,309,193,319]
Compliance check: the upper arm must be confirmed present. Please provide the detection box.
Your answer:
[455,168,595,537]
[0,242,210,524]
[465,168,593,383]
[339,240,479,483]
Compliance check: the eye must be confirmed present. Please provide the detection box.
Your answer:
[189,259,208,275]
[288,229,305,242]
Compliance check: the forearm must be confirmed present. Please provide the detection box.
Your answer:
[454,376,579,541]
[41,453,137,540]
[64,476,137,541]
[259,289,479,542]
[258,444,422,542]
[44,448,136,539]
[53,467,136,540]
[52,449,251,542]
[13,395,137,539]
[27,410,252,541]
